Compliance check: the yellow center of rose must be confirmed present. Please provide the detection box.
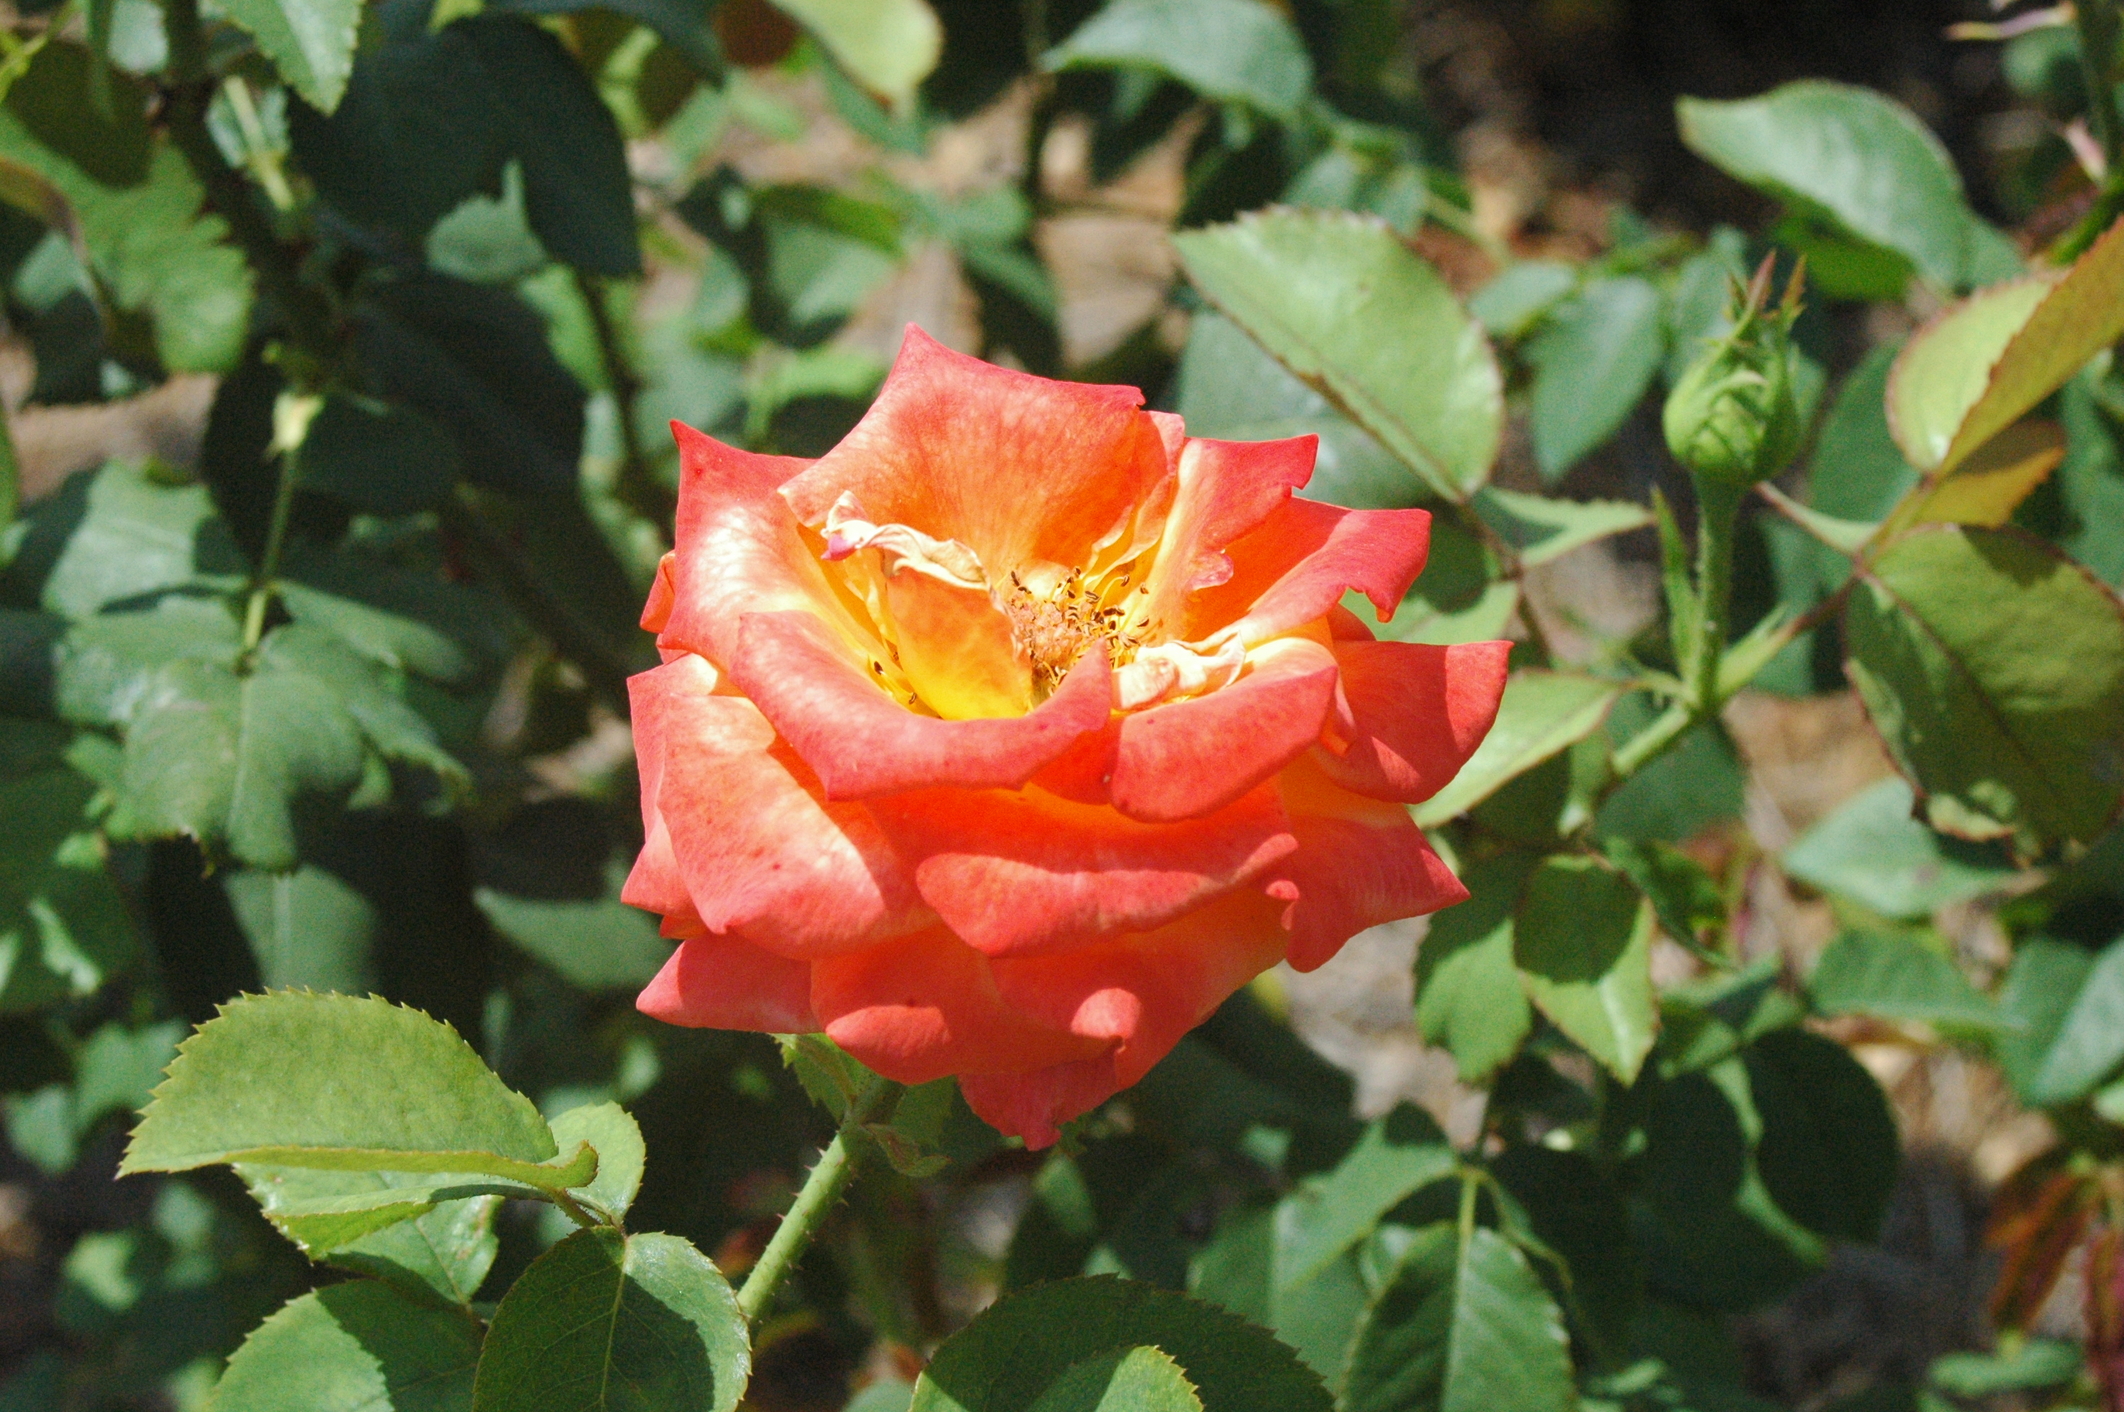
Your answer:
[819,490,1240,719]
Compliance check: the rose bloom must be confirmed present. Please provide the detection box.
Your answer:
[624,328,1509,1147]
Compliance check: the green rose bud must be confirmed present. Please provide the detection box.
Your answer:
[1663,255,1807,488]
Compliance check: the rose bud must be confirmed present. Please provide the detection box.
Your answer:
[623,327,1509,1148]
[1663,254,1807,489]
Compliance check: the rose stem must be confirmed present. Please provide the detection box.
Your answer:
[735,1073,897,1324]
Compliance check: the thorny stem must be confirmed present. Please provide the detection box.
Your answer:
[1610,481,1742,782]
[735,1076,897,1324]
[2056,0,2124,260]
[574,270,675,529]
[1689,480,1742,717]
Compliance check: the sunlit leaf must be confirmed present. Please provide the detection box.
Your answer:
[1342,1225,1574,1412]
[1174,209,1502,502]
[1513,856,1657,1083]
[1887,217,2124,475]
[1843,525,2124,851]
[1044,0,1310,120]
[471,1228,749,1412]
[206,1281,481,1412]
[911,1276,1330,1412]
[1412,673,1622,826]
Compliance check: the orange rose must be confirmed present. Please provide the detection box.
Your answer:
[625,329,1509,1147]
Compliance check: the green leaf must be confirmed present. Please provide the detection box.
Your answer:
[6,42,149,187]
[122,991,561,1177]
[1594,705,1744,844]
[1634,1068,1815,1311]
[0,724,135,1012]
[113,623,466,871]
[1412,673,1622,825]
[298,396,462,517]
[217,0,361,112]
[1342,1224,1575,1412]
[1025,1347,1203,1412]
[225,864,379,993]
[773,0,942,110]
[1808,345,1917,523]
[1173,209,1502,502]
[241,1166,520,1253]
[1415,853,1536,1082]
[0,127,252,372]
[911,1276,1331,1412]
[1808,932,2004,1030]
[1278,1106,1456,1292]
[275,578,476,684]
[471,1228,750,1412]
[1469,260,1577,341]
[240,1166,501,1305]
[1781,778,2018,918]
[1526,276,1665,481]
[1930,1341,2082,1397]
[1188,1202,1371,1383]
[1603,839,1724,957]
[1172,311,1413,511]
[474,873,672,991]
[53,595,241,728]
[1470,487,1652,568]
[2060,373,2124,587]
[1886,278,2055,474]
[205,1281,481,1412]
[1746,1029,1900,1243]
[1888,216,2124,477]
[1513,856,1658,1083]
[548,1102,643,1220]
[293,12,638,275]
[1677,81,1989,291]
[1044,0,1311,121]
[2017,935,2124,1106]
[1994,938,2100,1104]
[1487,1146,1642,1353]
[28,460,219,619]
[1843,525,2124,852]
[73,1020,182,1128]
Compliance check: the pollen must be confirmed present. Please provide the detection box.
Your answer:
[1002,563,1152,696]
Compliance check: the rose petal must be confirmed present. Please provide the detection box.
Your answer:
[959,1058,1121,1150]
[730,609,1113,798]
[635,654,928,957]
[658,421,878,668]
[1141,435,1317,641]
[989,889,1289,1087]
[1325,603,1377,641]
[620,801,694,922]
[779,326,1171,577]
[638,934,818,1032]
[642,551,677,634]
[1317,639,1512,804]
[872,564,1031,720]
[812,927,1111,1085]
[1108,635,1339,822]
[869,779,1296,957]
[1188,499,1432,646]
[1273,755,1469,972]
